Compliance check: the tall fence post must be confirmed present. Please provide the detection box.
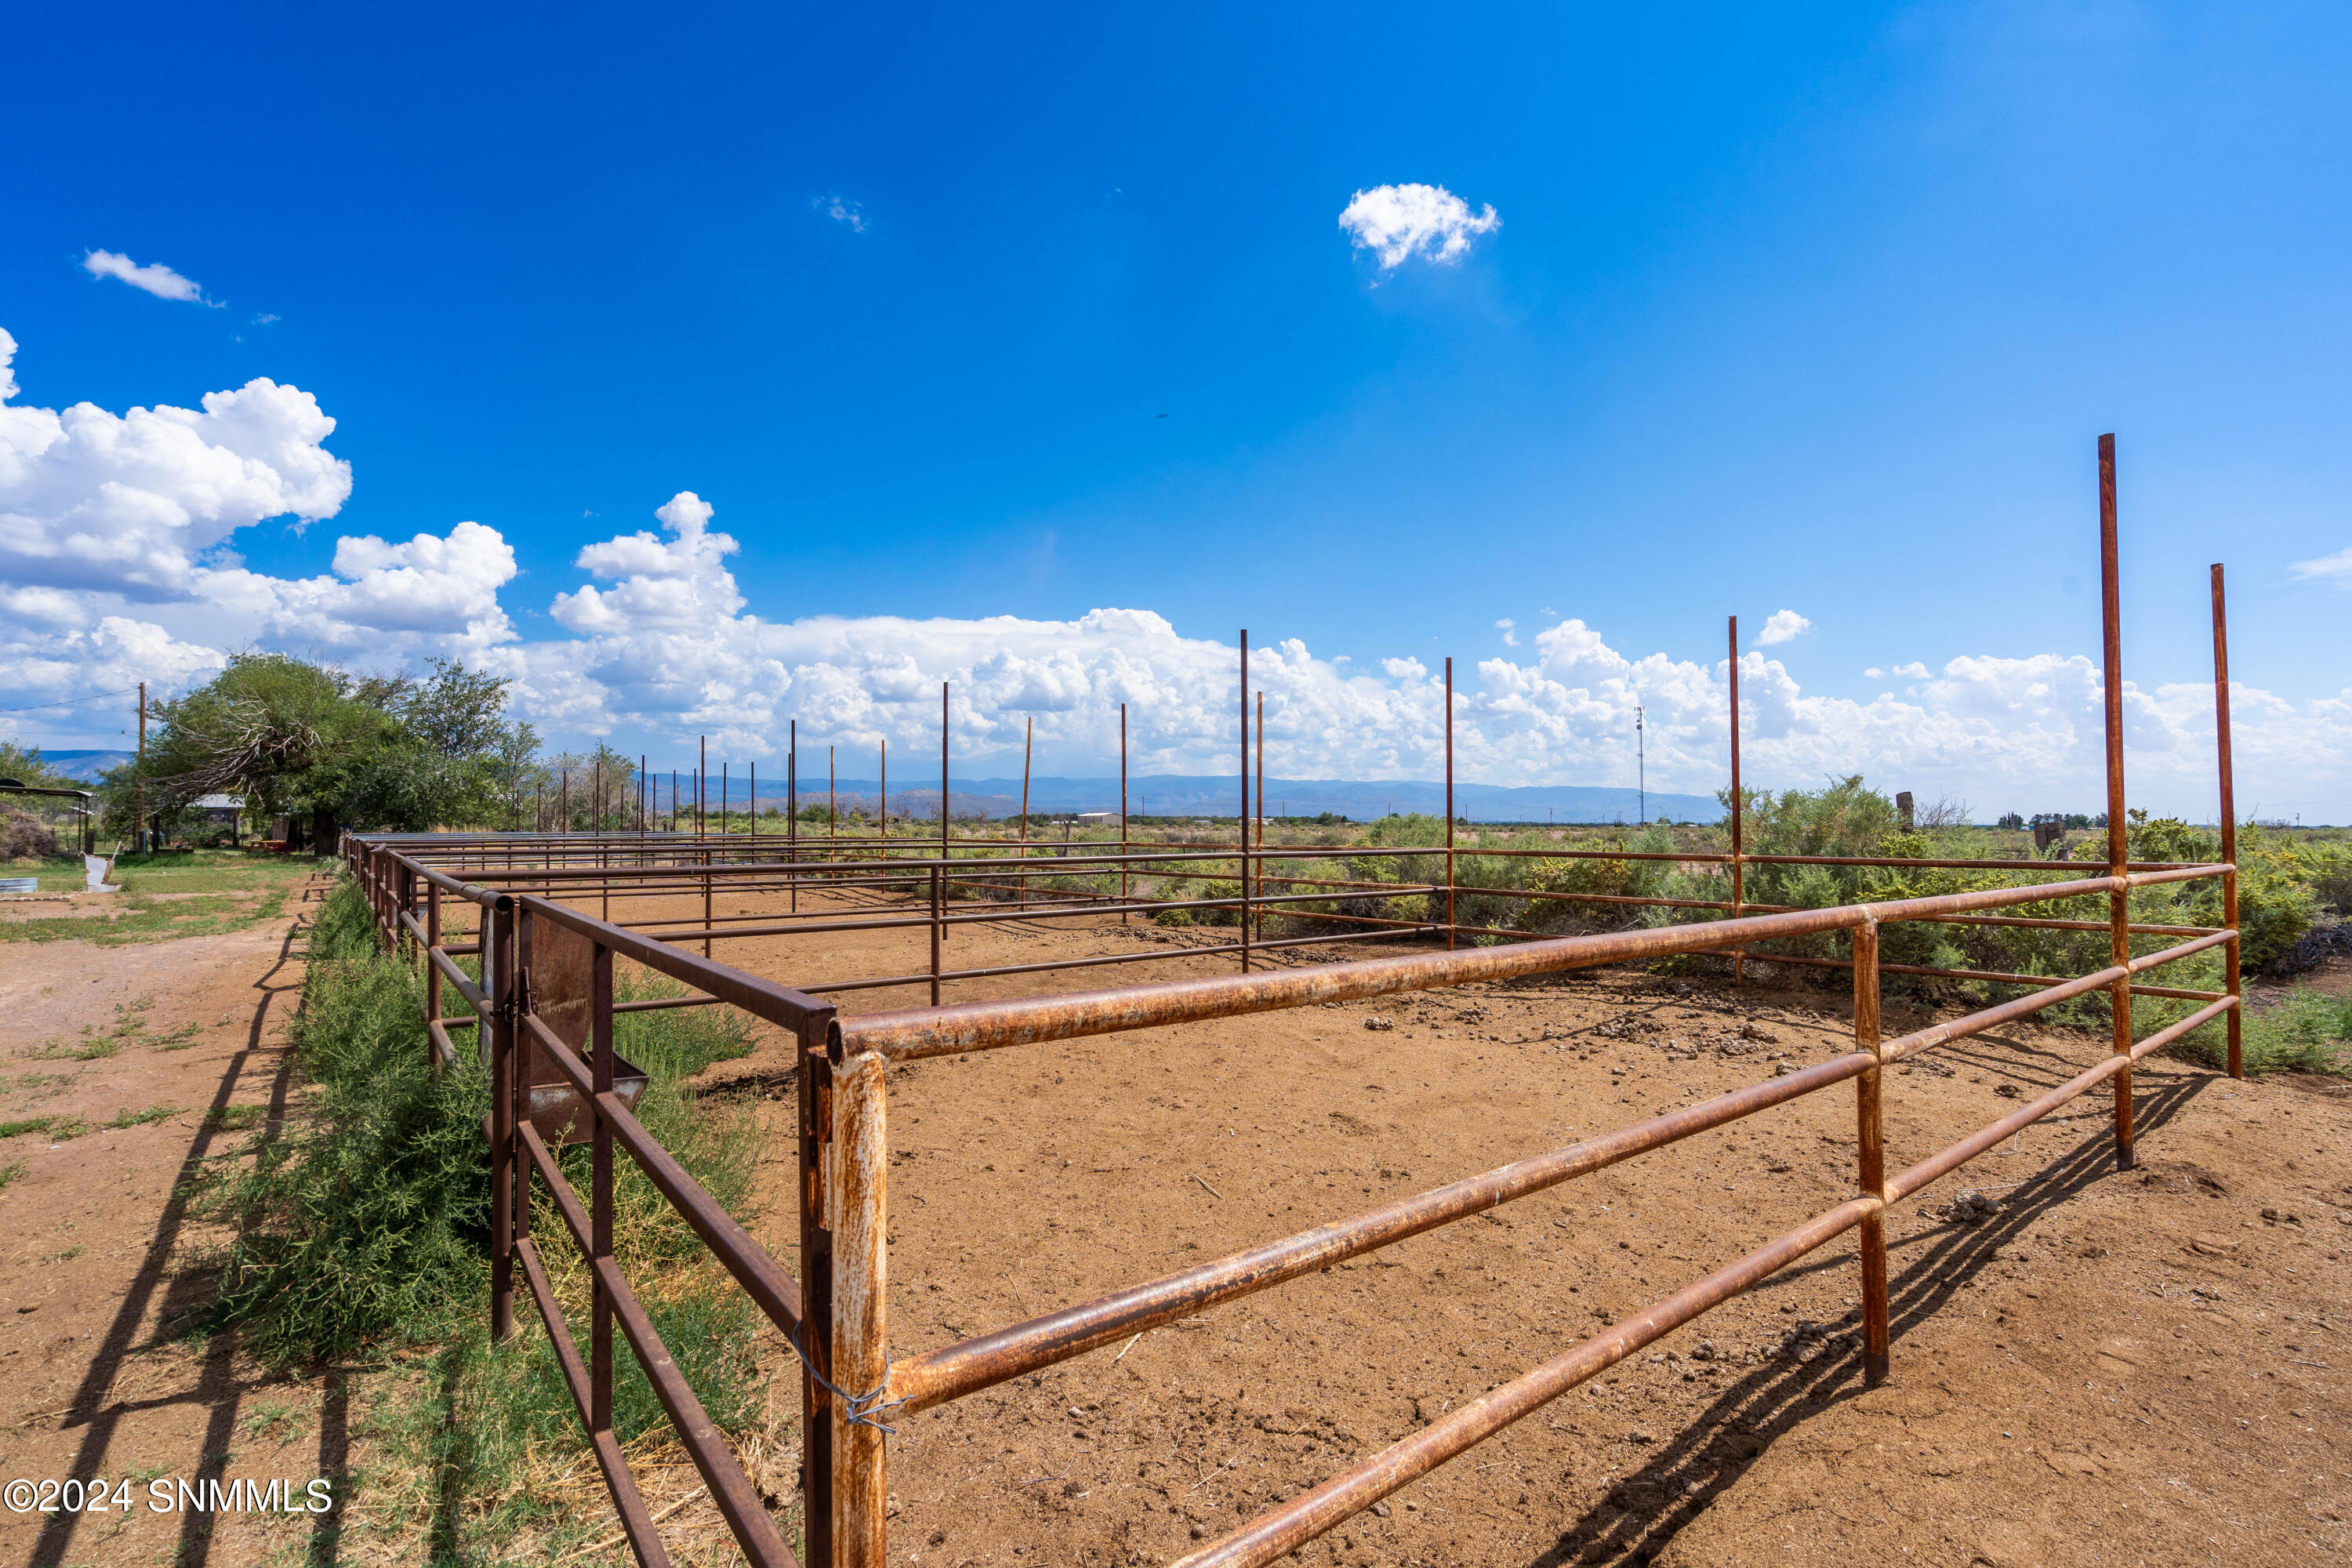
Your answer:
[590,937,616,1454]
[487,898,515,1341]
[1444,657,1456,951]
[1729,615,1745,985]
[2098,434,2136,1171]
[1240,629,1251,973]
[2211,562,2242,1079]
[799,1032,836,1568]
[425,883,442,1075]
[930,863,944,1007]
[1853,913,1889,1387]
[830,1048,889,1566]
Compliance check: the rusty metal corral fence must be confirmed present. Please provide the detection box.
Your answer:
[341,441,2249,1567]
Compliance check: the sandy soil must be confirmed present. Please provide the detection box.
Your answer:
[3,869,2348,1568]
[0,872,339,1568]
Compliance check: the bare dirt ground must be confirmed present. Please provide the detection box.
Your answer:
[0,870,339,1568]
[4,868,2348,1568]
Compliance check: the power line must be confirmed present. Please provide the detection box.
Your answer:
[0,685,140,717]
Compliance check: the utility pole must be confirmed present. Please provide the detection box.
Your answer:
[1636,703,1646,825]
[134,681,147,855]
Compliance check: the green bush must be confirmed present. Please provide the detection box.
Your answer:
[205,874,775,1555]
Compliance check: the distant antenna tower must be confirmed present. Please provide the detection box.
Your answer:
[1636,703,1646,823]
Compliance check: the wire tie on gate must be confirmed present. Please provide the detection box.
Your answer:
[788,1323,908,1436]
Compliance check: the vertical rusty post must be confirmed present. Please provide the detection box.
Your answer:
[750,760,757,851]
[722,762,729,841]
[598,755,610,924]
[1853,913,1889,1386]
[1729,615,1745,985]
[1445,657,1456,951]
[1120,702,1129,922]
[829,746,838,868]
[2210,563,2242,1079]
[880,737,887,853]
[830,1049,889,1566]
[941,681,950,856]
[487,900,514,1341]
[590,938,615,1441]
[1240,630,1251,973]
[640,753,648,838]
[789,721,800,914]
[1256,690,1265,944]
[425,883,442,1072]
[930,864,943,1007]
[699,735,708,840]
[2099,433,2136,1171]
[1020,717,1033,860]
[512,906,535,1291]
[798,1030,836,1568]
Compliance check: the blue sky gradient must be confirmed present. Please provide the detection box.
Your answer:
[5,3,2348,818]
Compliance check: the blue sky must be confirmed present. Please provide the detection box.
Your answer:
[4,2,2349,818]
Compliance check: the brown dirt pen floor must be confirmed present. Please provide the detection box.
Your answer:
[2,869,2349,1566]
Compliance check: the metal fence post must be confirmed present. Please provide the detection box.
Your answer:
[800,1031,835,1568]
[2099,434,2136,1171]
[1853,913,1889,1386]
[486,899,515,1341]
[425,884,442,1075]
[591,938,615,1448]
[830,1048,889,1566]
[2210,563,2243,1079]
[930,864,943,1007]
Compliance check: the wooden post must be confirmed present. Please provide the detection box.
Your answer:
[1853,913,1889,1386]
[830,1050,890,1566]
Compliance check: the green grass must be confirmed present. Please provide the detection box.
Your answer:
[1,1113,82,1141]
[0,1106,179,1142]
[0,851,318,945]
[0,1162,24,1193]
[2168,985,2352,1076]
[204,873,771,1563]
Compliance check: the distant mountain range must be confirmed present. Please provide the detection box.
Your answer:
[11,750,1719,824]
[659,772,1720,824]
[12,749,130,784]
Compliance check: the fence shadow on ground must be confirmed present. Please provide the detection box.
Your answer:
[1523,1068,2210,1567]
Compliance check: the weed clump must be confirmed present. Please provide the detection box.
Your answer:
[205,875,775,1558]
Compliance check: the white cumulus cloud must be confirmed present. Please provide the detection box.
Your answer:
[0,328,351,595]
[1338,183,1501,270]
[815,195,866,233]
[82,249,217,306]
[1893,661,1929,679]
[1496,617,1518,647]
[1757,609,1811,645]
[2292,545,2352,586]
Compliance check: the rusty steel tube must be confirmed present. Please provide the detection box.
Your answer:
[2099,431,2136,1172]
[1169,1196,1879,1568]
[520,1012,807,1334]
[843,868,2228,1060]
[884,1047,1875,1414]
[1889,995,2236,1207]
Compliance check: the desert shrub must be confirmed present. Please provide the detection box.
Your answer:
[2169,986,2352,1076]
[209,873,768,1483]
[2,809,59,860]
